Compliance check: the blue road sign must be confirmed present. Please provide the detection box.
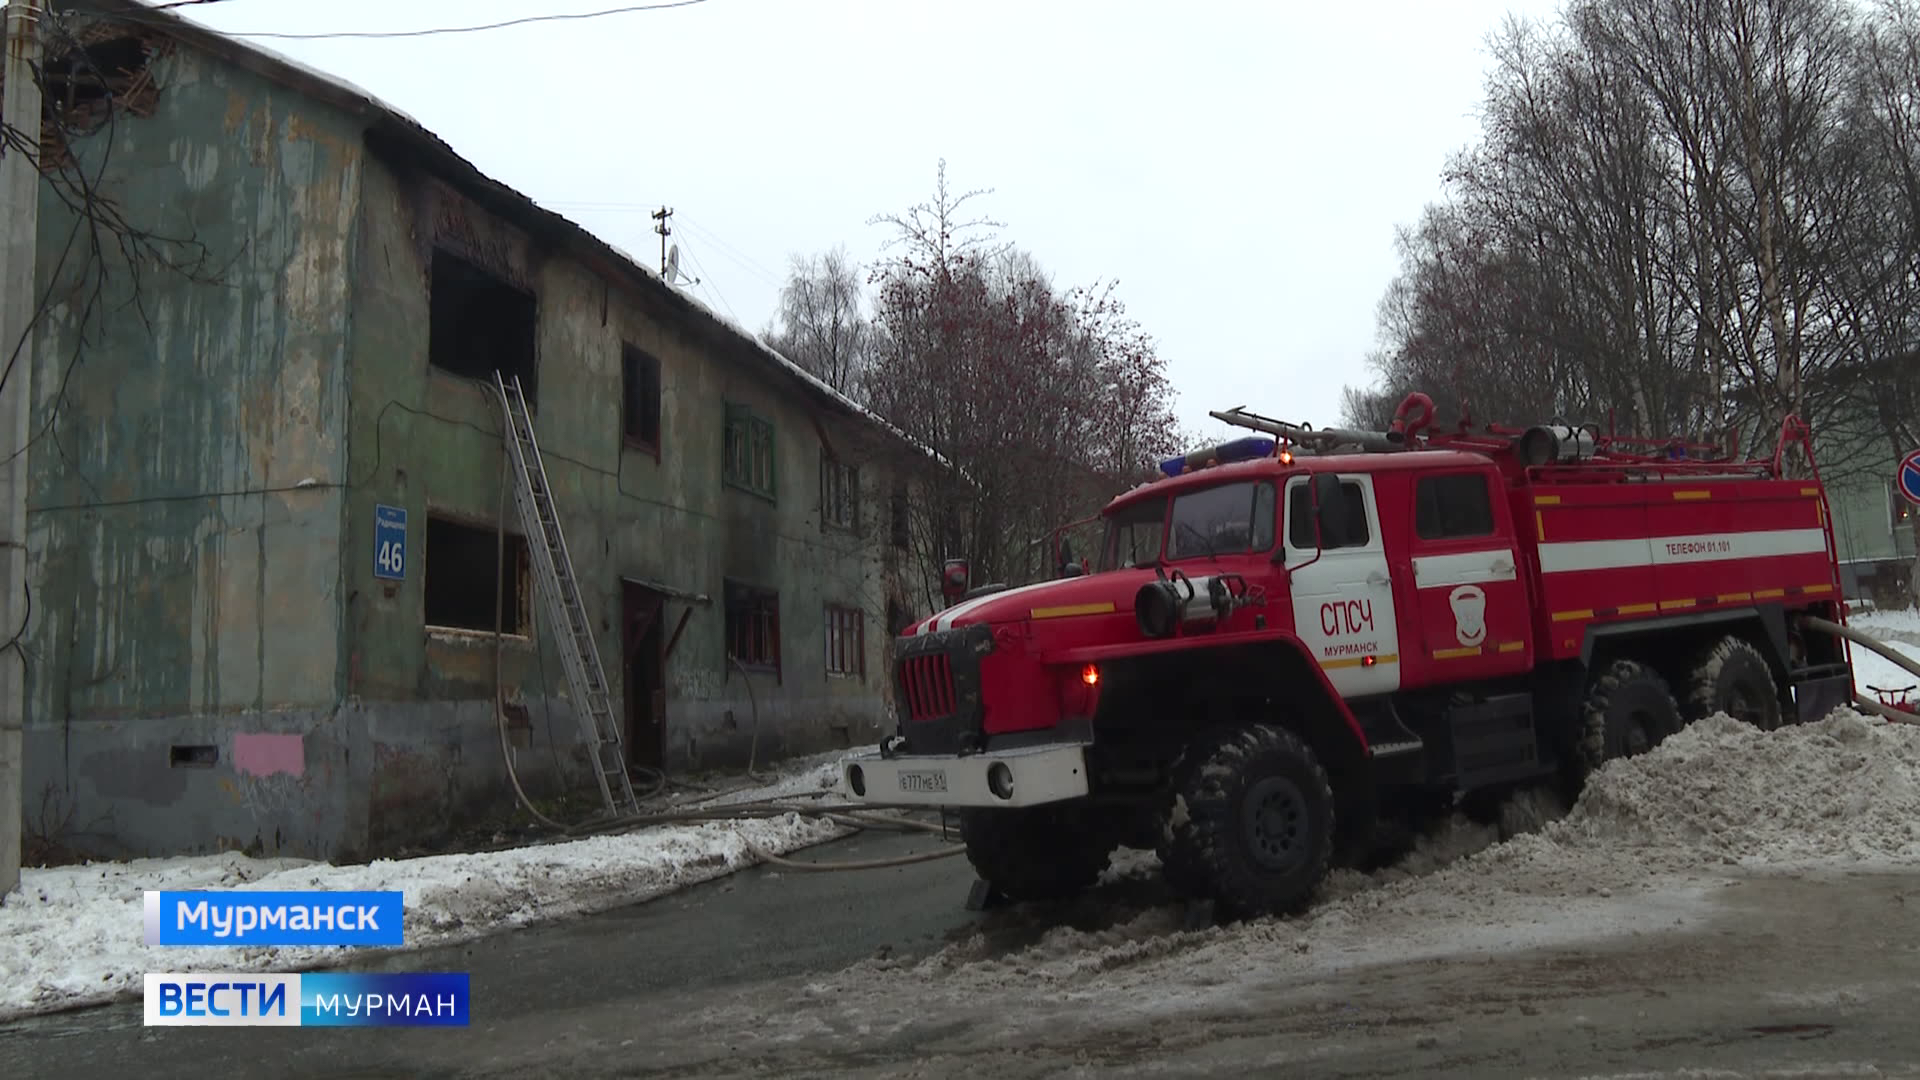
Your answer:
[1899,450,1920,507]
[374,505,407,581]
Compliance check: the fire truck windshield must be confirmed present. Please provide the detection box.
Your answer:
[1098,481,1279,570]
[1167,480,1277,560]
[1100,497,1166,571]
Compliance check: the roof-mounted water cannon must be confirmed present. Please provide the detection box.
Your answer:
[1209,407,1403,454]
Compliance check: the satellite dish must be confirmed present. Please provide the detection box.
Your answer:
[664,244,681,284]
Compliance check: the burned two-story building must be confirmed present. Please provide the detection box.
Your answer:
[18,1,939,862]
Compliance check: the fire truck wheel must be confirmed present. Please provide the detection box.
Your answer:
[1160,723,1335,919]
[957,803,1115,903]
[1683,636,1784,731]
[1577,659,1682,777]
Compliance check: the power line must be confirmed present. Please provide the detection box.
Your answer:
[678,215,783,286]
[678,240,740,325]
[201,0,716,40]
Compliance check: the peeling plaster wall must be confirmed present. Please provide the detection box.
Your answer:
[14,34,922,864]
[19,45,354,860]
[345,145,907,808]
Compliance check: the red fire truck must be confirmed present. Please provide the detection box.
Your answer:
[838,393,1855,918]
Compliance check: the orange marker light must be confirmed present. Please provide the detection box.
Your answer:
[1081,664,1100,686]
[1279,449,1294,464]
[1362,655,1377,667]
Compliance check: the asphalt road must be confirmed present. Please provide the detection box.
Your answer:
[0,829,984,1080]
[8,830,1920,1079]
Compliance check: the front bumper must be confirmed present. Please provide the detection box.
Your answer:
[837,742,1091,808]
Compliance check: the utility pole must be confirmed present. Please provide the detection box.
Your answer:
[651,205,672,274]
[0,0,43,898]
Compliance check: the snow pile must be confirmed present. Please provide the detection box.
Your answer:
[841,709,1920,1005]
[0,812,842,1021]
[1555,710,1920,866]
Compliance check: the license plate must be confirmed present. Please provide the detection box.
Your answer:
[898,770,948,794]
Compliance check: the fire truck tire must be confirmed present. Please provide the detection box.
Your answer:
[1682,636,1784,731]
[1577,659,1682,777]
[957,803,1115,903]
[1159,723,1335,919]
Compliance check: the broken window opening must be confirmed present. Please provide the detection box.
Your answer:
[724,579,780,676]
[890,491,910,550]
[29,32,165,171]
[622,344,662,453]
[425,515,531,634]
[428,247,538,406]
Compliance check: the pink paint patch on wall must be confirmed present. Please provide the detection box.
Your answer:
[231,732,306,778]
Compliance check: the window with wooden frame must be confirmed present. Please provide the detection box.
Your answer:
[825,604,865,678]
[723,403,776,499]
[820,449,859,531]
[724,579,781,674]
[621,344,662,454]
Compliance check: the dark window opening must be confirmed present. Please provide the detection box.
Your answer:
[38,34,163,169]
[429,248,538,405]
[826,605,865,678]
[821,451,858,530]
[890,492,910,549]
[425,516,531,633]
[724,580,780,674]
[1288,481,1371,550]
[1415,474,1496,540]
[622,344,662,452]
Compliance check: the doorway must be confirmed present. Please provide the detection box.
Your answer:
[621,581,667,770]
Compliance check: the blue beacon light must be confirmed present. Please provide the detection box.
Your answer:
[1158,436,1277,477]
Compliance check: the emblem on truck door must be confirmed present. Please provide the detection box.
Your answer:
[1450,585,1488,647]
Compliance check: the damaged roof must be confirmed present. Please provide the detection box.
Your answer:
[72,0,953,474]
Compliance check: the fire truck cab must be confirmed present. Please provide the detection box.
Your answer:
[839,394,1857,918]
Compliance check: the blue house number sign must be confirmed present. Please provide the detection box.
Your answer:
[374,505,407,581]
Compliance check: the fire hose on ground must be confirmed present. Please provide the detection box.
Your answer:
[1797,614,1920,724]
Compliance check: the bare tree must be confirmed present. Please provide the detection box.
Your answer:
[860,162,1179,603]
[1351,0,1886,480]
[763,245,871,396]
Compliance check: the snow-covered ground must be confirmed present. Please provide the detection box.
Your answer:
[0,748,872,1022]
[1846,607,1920,704]
[724,708,1920,1046]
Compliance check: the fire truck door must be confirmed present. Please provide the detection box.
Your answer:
[1284,474,1401,697]
[1406,470,1532,680]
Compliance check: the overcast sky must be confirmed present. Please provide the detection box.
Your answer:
[174,0,1566,448]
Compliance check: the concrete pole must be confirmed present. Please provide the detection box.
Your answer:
[0,0,44,898]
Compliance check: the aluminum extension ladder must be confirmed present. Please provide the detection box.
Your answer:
[492,371,640,819]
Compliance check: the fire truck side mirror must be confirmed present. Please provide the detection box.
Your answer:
[940,559,970,606]
[1311,473,1346,549]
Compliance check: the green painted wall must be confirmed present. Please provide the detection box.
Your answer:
[25,42,352,730]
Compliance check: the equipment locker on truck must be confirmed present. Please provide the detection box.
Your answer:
[839,393,1855,919]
